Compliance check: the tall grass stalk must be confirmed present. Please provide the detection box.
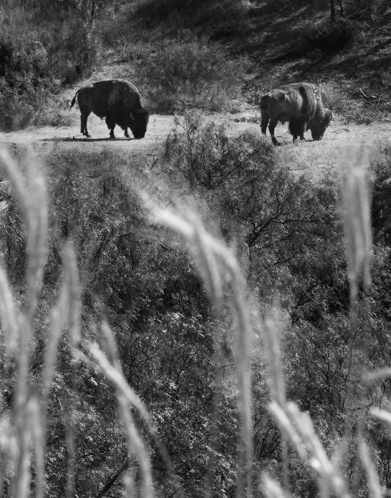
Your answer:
[343,150,372,304]
[0,148,80,498]
[263,314,289,490]
[0,263,18,358]
[83,323,183,496]
[359,440,382,498]
[264,311,350,498]
[88,324,154,498]
[0,148,47,498]
[42,244,79,405]
[262,474,286,498]
[148,202,253,498]
[342,153,374,496]
[262,151,377,498]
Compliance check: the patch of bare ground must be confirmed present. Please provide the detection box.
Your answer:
[277,117,391,182]
[0,108,389,183]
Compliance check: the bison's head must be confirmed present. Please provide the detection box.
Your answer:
[309,109,333,141]
[128,108,149,139]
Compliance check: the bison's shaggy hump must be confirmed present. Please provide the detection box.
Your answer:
[260,82,332,146]
[70,79,149,140]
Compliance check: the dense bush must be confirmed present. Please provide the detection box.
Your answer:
[134,0,250,39]
[305,19,354,53]
[156,114,390,496]
[134,37,249,113]
[159,113,341,298]
[45,19,100,85]
[154,113,391,497]
[42,149,237,496]
[0,36,50,130]
[0,3,100,130]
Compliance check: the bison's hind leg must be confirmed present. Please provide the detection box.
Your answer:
[289,118,306,142]
[261,113,269,136]
[80,108,91,137]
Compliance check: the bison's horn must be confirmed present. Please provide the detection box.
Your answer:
[129,112,134,120]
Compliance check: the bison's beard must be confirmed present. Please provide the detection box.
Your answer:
[308,108,332,141]
[308,119,328,141]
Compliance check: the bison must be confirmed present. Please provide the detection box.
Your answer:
[70,80,149,139]
[260,82,332,146]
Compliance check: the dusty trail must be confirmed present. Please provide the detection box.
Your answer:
[0,109,389,179]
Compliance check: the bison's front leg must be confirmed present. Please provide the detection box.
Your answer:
[290,118,306,143]
[106,115,116,139]
[268,119,280,146]
[124,128,130,138]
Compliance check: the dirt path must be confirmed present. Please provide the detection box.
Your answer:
[0,110,389,180]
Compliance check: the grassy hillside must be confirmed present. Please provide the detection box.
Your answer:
[2,0,391,128]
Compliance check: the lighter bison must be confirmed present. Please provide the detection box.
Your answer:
[70,80,149,139]
[260,82,332,146]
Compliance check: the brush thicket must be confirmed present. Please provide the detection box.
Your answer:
[0,145,388,498]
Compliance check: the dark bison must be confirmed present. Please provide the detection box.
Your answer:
[260,82,332,146]
[70,80,149,139]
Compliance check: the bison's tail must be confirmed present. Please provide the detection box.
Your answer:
[70,90,80,109]
[260,95,269,109]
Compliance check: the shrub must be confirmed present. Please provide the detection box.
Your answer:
[157,112,340,299]
[305,19,354,53]
[42,149,240,496]
[0,36,51,130]
[43,18,100,85]
[134,37,250,113]
[0,4,100,130]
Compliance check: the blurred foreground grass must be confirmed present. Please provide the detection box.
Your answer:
[0,144,386,498]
